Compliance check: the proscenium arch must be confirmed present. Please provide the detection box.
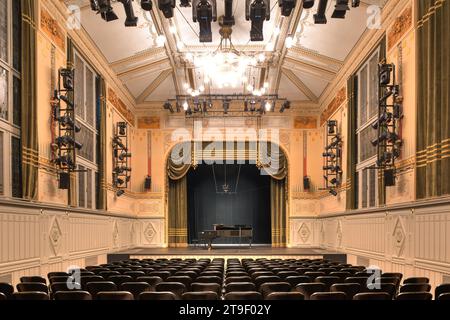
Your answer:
[164,140,290,248]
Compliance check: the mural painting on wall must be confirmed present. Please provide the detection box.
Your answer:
[294,116,318,129]
[138,116,161,129]
[108,88,135,125]
[320,87,346,125]
[388,6,412,51]
[40,8,66,51]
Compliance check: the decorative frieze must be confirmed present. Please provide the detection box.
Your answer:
[388,6,412,51]
[320,87,346,125]
[40,8,66,51]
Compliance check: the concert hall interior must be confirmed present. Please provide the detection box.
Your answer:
[0,0,449,302]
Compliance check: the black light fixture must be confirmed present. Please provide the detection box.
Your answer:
[280,100,291,113]
[141,0,153,11]
[352,0,360,7]
[116,189,126,197]
[193,0,217,42]
[371,112,393,130]
[329,189,338,196]
[158,0,176,18]
[91,0,119,22]
[60,68,74,90]
[371,131,398,147]
[246,0,271,41]
[56,135,83,150]
[56,115,81,133]
[279,0,297,17]
[327,120,337,134]
[331,0,350,19]
[303,0,315,8]
[119,0,139,26]
[164,101,174,113]
[313,0,328,24]
[118,122,128,136]
[180,0,192,7]
[222,0,235,26]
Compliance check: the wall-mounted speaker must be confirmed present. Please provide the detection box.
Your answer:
[384,169,395,186]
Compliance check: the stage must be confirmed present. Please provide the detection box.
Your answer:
[107,246,347,263]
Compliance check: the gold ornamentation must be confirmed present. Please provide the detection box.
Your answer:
[388,6,412,50]
[40,8,66,50]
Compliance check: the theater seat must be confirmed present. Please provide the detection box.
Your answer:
[277,271,299,279]
[48,272,68,279]
[224,292,263,300]
[139,292,178,300]
[54,291,92,300]
[259,282,291,299]
[372,283,396,299]
[167,276,193,291]
[86,281,118,299]
[124,271,146,280]
[254,276,282,290]
[330,272,352,282]
[437,293,450,300]
[225,276,252,284]
[435,284,450,299]
[156,282,186,299]
[107,275,133,287]
[50,282,82,294]
[182,292,219,300]
[311,292,346,300]
[195,276,222,284]
[0,283,14,300]
[226,272,248,277]
[285,276,311,288]
[49,276,72,285]
[295,283,326,300]
[353,292,391,300]
[136,276,163,290]
[149,271,171,281]
[20,276,46,284]
[396,292,432,300]
[17,282,49,294]
[225,282,256,293]
[191,283,222,296]
[330,283,361,300]
[400,283,431,293]
[403,277,429,284]
[13,292,49,300]
[80,276,104,290]
[265,292,304,300]
[96,291,134,300]
[120,282,151,299]
[315,276,340,291]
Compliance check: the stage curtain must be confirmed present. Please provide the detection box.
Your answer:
[345,75,358,210]
[66,38,77,206]
[271,178,286,247]
[260,142,288,180]
[21,0,38,200]
[378,36,387,206]
[97,77,107,210]
[416,0,450,199]
[168,143,191,247]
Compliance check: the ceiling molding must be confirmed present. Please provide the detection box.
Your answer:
[282,68,318,103]
[116,57,171,78]
[287,46,344,69]
[137,69,173,103]
[284,57,337,81]
[110,47,167,70]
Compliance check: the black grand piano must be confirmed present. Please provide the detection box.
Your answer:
[199,224,253,250]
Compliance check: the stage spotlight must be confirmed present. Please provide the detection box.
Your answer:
[180,0,191,7]
[393,103,403,119]
[59,68,74,90]
[376,151,393,167]
[163,101,174,113]
[56,136,83,150]
[114,166,132,174]
[141,0,153,11]
[329,189,338,196]
[265,101,272,112]
[250,99,257,112]
[323,165,341,172]
[246,0,271,42]
[92,0,119,22]
[56,115,81,133]
[119,0,138,26]
[113,137,127,150]
[222,0,235,26]
[371,132,398,147]
[327,120,338,134]
[314,0,328,24]
[280,100,291,113]
[352,0,360,7]
[303,0,315,8]
[118,151,132,161]
[322,152,336,159]
[371,112,393,130]
[331,0,350,19]
[158,0,176,18]
[55,155,74,168]
[116,189,126,197]
[325,136,342,150]
[59,95,74,109]
[118,122,127,136]
[279,0,297,17]
[193,0,217,43]
[379,63,393,85]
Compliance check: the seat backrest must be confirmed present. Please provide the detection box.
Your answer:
[226,271,248,277]
[310,292,347,301]
[50,282,82,294]
[17,282,48,294]
[277,271,299,279]
[0,283,14,300]
[166,276,193,290]
[437,293,450,300]
[20,276,46,284]
[304,272,326,280]
[190,283,221,296]
[353,292,391,300]
[225,276,252,284]
[224,292,263,300]
[372,283,396,299]
[381,272,403,281]
[120,282,151,299]
[49,276,72,284]
[13,292,49,300]
[107,275,133,287]
[48,272,68,279]
[400,283,431,293]
[315,276,340,290]
[80,275,104,289]
[195,276,222,284]
[98,271,120,278]
[225,282,256,293]
[54,291,92,300]
[254,276,281,290]
[0,292,6,300]
[123,271,146,280]
[251,271,274,280]
[139,291,178,300]
[156,282,186,299]
[330,283,361,300]
[182,292,219,300]
[403,277,430,284]
[329,272,352,281]
[148,271,171,281]
[318,268,338,275]
[295,283,326,300]
[266,292,305,300]
[285,276,311,287]
[86,281,117,298]
[259,282,291,299]
[396,292,432,300]
[201,271,223,278]
[435,283,450,299]
[96,291,134,300]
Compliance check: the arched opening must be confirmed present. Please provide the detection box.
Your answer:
[166,141,288,248]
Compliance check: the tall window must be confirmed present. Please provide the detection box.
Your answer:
[356,48,380,209]
[74,51,99,209]
[0,0,22,198]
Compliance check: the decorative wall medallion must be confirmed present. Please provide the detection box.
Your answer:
[112,221,119,248]
[49,217,63,255]
[336,221,343,247]
[298,223,311,243]
[392,216,406,256]
[144,223,157,242]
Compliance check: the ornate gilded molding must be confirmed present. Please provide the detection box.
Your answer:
[320,87,346,125]
[108,88,135,125]
[294,116,318,129]
[40,7,66,51]
[388,6,413,51]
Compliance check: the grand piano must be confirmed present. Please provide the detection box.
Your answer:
[199,224,253,250]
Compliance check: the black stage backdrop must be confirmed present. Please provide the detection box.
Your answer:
[187,164,271,244]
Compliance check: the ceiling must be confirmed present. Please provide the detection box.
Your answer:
[66,0,387,107]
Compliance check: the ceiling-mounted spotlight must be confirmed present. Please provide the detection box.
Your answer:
[56,136,83,150]
[158,0,176,18]
[90,0,119,22]
[314,0,328,24]
[331,0,350,19]
[222,0,235,26]
[56,115,81,133]
[351,0,360,7]
[59,68,74,90]
[327,120,337,134]
[164,101,174,113]
[119,0,139,26]
[116,189,126,197]
[141,0,153,11]
[180,0,192,7]
[329,189,338,196]
[246,0,271,41]
[117,122,127,136]
[280,100,291,113]
[193,0,217,42]
[303,0,315,8]
[279,0,297,17]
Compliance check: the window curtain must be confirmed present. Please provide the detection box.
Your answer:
[168,142,191,247]
[66,37,77,206]
[378,36,387,206]
[345,75,358,210]
[416,0,450,199]
[98,77,107,210]
[21,0,38,200]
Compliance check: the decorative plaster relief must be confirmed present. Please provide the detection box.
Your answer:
[49,216,63,256]
[298,223,311,243]
[392,216,406,257]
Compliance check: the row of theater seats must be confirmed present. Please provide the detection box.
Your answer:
[0,258,449,300]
